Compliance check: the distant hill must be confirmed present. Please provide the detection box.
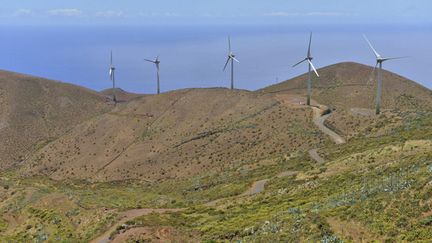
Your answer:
[101,88,143,102]
[0,70,111,169]
[259,62,432,111]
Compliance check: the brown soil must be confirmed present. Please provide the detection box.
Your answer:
[0,70,110,170]
[112,226,201,243]
[90,208,184,243]
[101,88,144,103]
[22,88,323,182]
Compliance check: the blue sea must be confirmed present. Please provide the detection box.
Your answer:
[0,24,431,93]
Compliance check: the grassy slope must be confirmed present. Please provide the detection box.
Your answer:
[1,110,430,242]
[121,110,432,242]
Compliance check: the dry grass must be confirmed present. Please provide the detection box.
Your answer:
[22,88,325,182]
[0,70,110,170]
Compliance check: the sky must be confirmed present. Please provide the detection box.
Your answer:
[0,0,431,26]
[0,1,431,92]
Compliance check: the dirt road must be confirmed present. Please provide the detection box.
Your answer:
[308,148,325,164]
[311,107,346,145]
[90,208,184,243]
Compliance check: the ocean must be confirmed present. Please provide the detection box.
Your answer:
[0,24,431,93]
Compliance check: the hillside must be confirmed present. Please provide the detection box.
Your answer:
[22,88,326,182]
[0,66,430,242]
[260,62,432,111]
[0,70,111,170]
[101,88,143,102]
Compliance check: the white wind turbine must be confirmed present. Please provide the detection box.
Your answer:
[363,34,407,114]
[109,51,117,104]
[145,56,161,94]
[293,32,319,106]
[223,36,240,90]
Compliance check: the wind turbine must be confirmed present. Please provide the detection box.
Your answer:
[109,51,117,104]
[363,35,407,115]
[145,56,161,94]
[223,36,240,90]
[293,33,319,106]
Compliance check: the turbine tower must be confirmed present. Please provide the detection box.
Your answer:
[363,35,406,115]
[293,32,319,106]
[223,36,240,90]
[109,51,117,104]
[145,56,161,94]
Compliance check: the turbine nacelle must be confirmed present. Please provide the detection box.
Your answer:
[292,33,319,77]
[223,36,239,90]
[363,34,406,114]
[292,32,319,106]
[108,51,117,104]
[145,57,161,70]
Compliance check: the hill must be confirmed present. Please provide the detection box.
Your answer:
[260,62,432,111]
[0,66,431,242]
[0,70,111,170]
[101,88,143,102]
[22,88,325,182]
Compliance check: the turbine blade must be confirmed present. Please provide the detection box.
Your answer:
[307,32,312,57]
[382,56,409,61]
[223,57,231,71]
[232,57,240,63]
[307,60,319,77]
[363,34,380,58]
[292,58,307,68]
[144,59,155,63]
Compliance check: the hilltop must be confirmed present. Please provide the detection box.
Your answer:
[260,62,432,111]
[101,88,143,102]
[260,62,432,140]
[0,70,111,170]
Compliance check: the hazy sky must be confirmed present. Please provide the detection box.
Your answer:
[0,0,431,26]
[0,1,431,91]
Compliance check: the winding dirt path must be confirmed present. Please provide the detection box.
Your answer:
[308,106,345,164]
[308,148,325,164]
[311,107,346,145]
[275,94,345,163]
[241,179,269,196]
[90,208,184,243]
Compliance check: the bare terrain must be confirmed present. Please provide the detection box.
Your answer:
[0,70,110,170]
[22,88,324,182]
